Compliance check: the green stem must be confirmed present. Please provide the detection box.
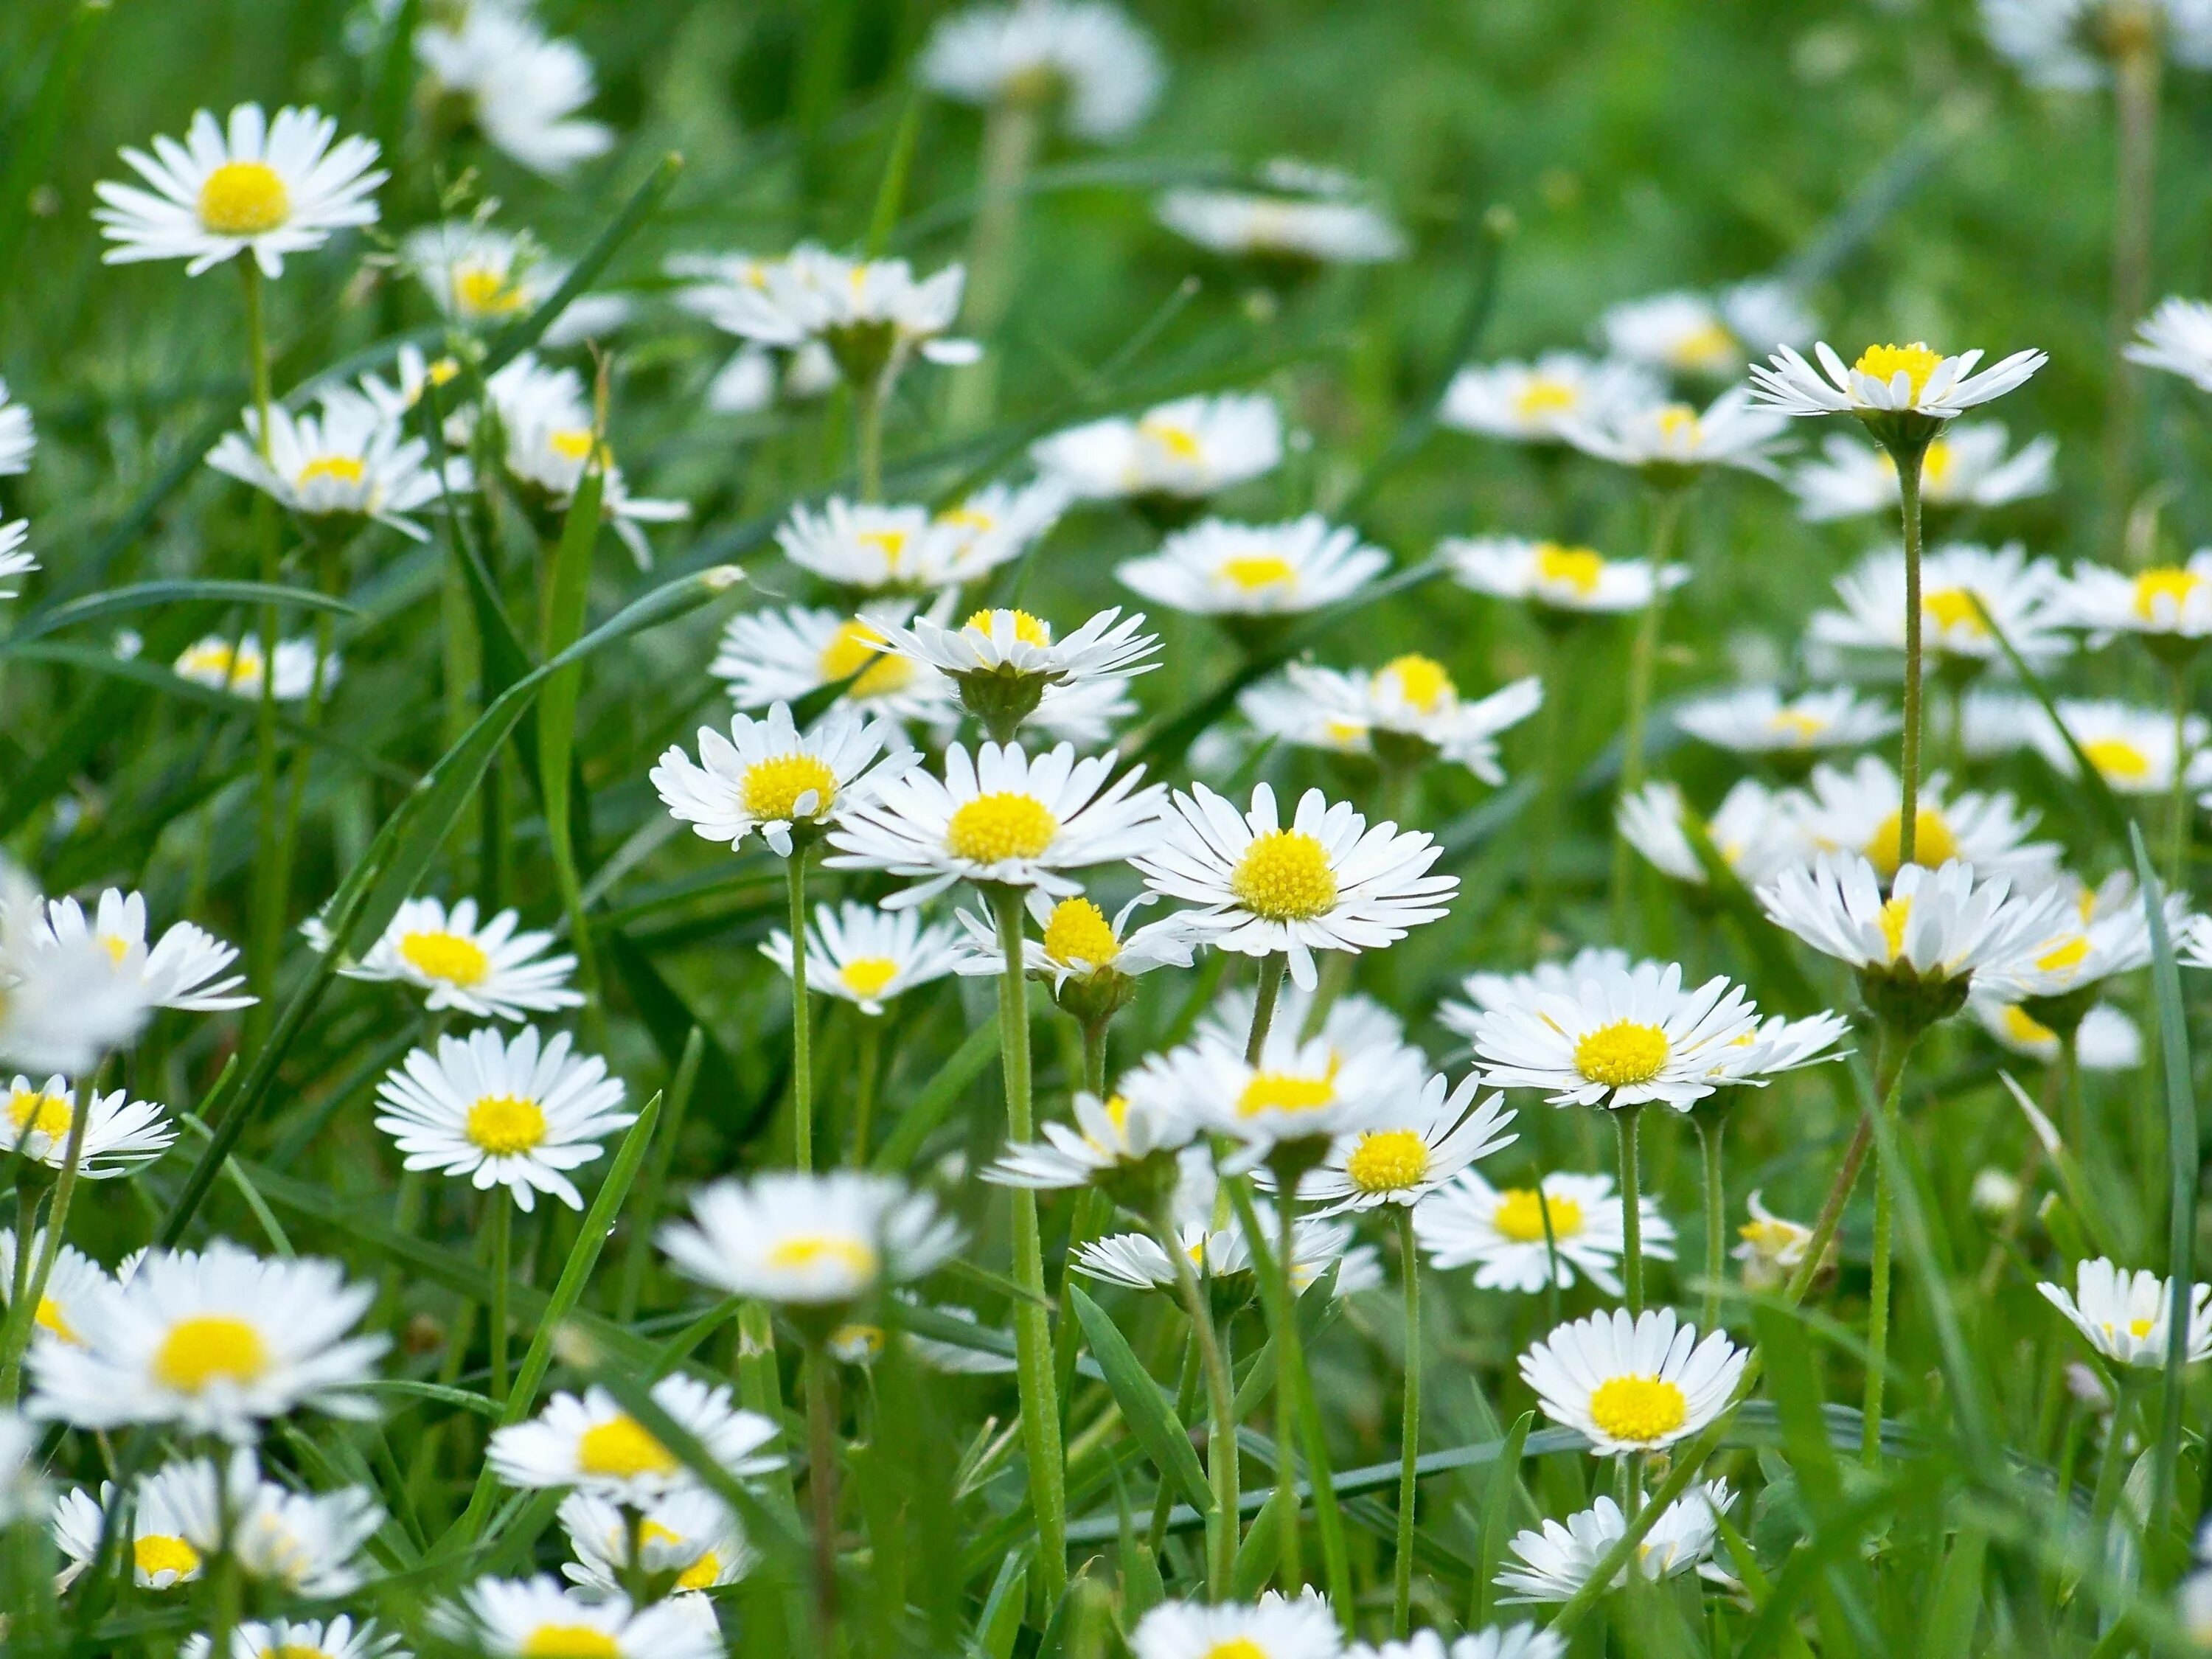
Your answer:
[945,94,1040,434]
[848,1014,883,1167]
[1611,488,1688,937]
[787,847,813,1173]
[990,884,1066,1601]
[0,1186,38,1404]
[1529,629,1568,945]
[855,376,887,503]
[1895,443,1927,869]
[2107,27,2162,549]
[1615,1106,1645,1316]
[1697,1116,1726,1334]
[1,1074,97,1394]
[804,1345,841,1644]
[487,1194,512,1405]
[1391,1204,1422,1637]
[1271,1180,1306,1591]
[1246,953,1287,1065]
[1863,1026,1918,1463]
[1155,1210,1239,1596]
[241,261,272,460]
[2167,660,2193,892]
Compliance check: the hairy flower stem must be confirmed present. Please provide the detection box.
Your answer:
[1391,1204,1422,1637]
[1245,953,1287,1065]
[0,1186,39,1404]
[990,884,1067,1601]
[1615,1105,1646,1316]
[1156,1211,1239,1595]
[804,1346,841,1644]
[855,376,888,502]
[1862,1027,1919,1464]
[1270,1182,1307,1590]
[1893,442,1929,868]
[1612,489,1687,938]
[787,847,815,1172]
[1697,1116,1727,1334]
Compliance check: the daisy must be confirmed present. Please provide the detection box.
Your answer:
[2175,911,2212,973]
[414,3,613,176]
[1495,1481,1733,1603]
[697,243,978,389]
[1298,1071,1517,1211]
[1789,424,2056,522]
[373,1026,632,1213]
[712,602,959,726]
[1733,1191,1820,1292]
[1129,1590,1342,1659]
[1157,173,1406,265]
[0,378,34,476]
[776,498,974,594]
[207,392,458,541]
[1671,684,1898,756]
[0,1074,174,1177]
[1560,389,1792,481]
[1464,959,1763,1113]
[1615,779,1810,888]
[1239,673,1379,756]
[2128,296,2212,392]
[763,900,964,1016]
[1444,535,1688,616]
[52,1465,204,1591]
[1521,1307,1746,1455]
[27,1240,383,1441]
[1197,983,1413,1070]
[825,740,1164,908]
[917,0,1164,139]
[1266,660,1545,782]
[443,1574,724,1659]
[159,1448,382,1597]
[487,1375,780,1503]
[1809,542,2073,667]
[181,1618,402,1659]
[40,888,252,1012]
[983,1087,1195,1192]
[1119,515,1388,616]
[1034,394,1283,502]
[1439,947,1646,1034]
[402,221,627,342]
[0,1230,114,1351]
[1439,353,1660,444]
[95,103,384,277]
[658,1172,961,1311]
[2038,1257,2212,1368]
[0,520,37,599]
[310,895,582,1021]
[173,634,338,702]
[1413,1169,1670,1297]
[1346,1626,1564,1659]
[952,888,1201,998]
[831,1299,1020,1374]
[1791,756,2059,882]
[1972,996,2143,1068]
[1722,1011,1855,1086]
[2032,698,2211,794]
[1126,1021,1425,1169]
[1985,0,2212,90]
[1133,781,1456,990]
[0,865,159,1075]
[870,606,1158,736]
[484,355,688,565]
[1747,340,2048,437]
[1600,281,1816,378]
[2062,549,2212,647]
[1073,1216,1381,1296]
[560,1486,752,1596]
[933,477,1074,580]
[651,700,914,858]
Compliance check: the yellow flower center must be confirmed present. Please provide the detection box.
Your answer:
[858,527,910,568]
[1864,807,1956,876]
[1513,378,1578,418]
[832,1323,886,1360]
[1237,1069,1339,1119]
[133,1534,202,1582]
[937,506,996,532]
[1138,417,1203,461]
[1765,709,1829,743]
[965,608,1051,647]
[1229,829,1338,921]
[838,956,900,1000]
[466,1093,547,1155]
[295,455,366,490]
[1220,553,1296,591]
[1879,894,1914,960]
[100,932,132,963]
[1377,653,1454,713]
[1534,543,1605,596]
[1043,897,1121,969]
[741,754,839,824]
[178,641,257,682]
[678,1551,723,1591]
[1494,1188,1582,1242]
[35,1295,80,1343]
[945,793,1059,863]
[576,1413,678,1479]
[7,1088,72,1140]
[1201,1642,1270,1659]
[1666,320,1739,374]
[271,1647,333,1659]
[1572,1020,1671,1088]
[2082,737,2154,784]
[1921,439,1954,487]
[765,1233,881,1280]
[817,617,916,700]
[2001,1004,2056,1046]
[197,160,291,236]
[2031,936,2090,975]
[1655,403,1701,442]
[2134,566,2203,624]
[1738,1219,1799,1254]
[521,1627,622,1658]
[1324,717,1369,746]
[2127,1316,2157,1339]
[549,428,608,467]
[1587,1374,1689,1443]
[151,1315,269,1394]
[1343,1128,1431,1194]
[397,929,491,987]
[455,264,528,316]
[1922,586,1989,637]
[427,356,462,388]
[1852,342,1944,402]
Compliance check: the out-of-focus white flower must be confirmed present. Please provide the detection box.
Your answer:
[2062,549,2212,644]
[482,355,687,566]
[1158,170,1405,265]
[2031,698,2212,795]
[1972,996,2143,1068]
[560,1486,752,1596]
[1673,684,1898,756]
[1445,535,1688,616]
[1245,658,1542,782]
[1615,779,1810,888]
[1124,1020,1424,1169]
[1790,755,2059,883]
[660,1174,961,1310]
[0,521,38,599]
[984,1087,1195,1192]
[1734,1190,1820,1291]
[415,2,613,176]
[1130,1590,1342,1659]
[403,221,627,343]
[1983,0,2212,91]
[1345,1624,1563,1659]
[181,1617,401,1659]
[0,865,159,1074]
[710,602,958,726]
[442,1574,724,1659]
[0,378,35,476]
[0,1410,41,1528]
[918,0,1164,139]
[209,392,458,540]
[1037,394,1284,501]
[488,1376,778,1503]
[1413,1169,1672,1298]
[159,1447,382,1597]
[2038,1256,2212,1368]
[173,635,338,703]
[1560,388,1792,480]
[1439,353,1660,444]
[1072,1215,1380,1296]
[694,243,977,386]
[307,895,581,1022]
[1120,515,1388,617]
[1600,281,1815,378]
[1810,541,2073,667]
[2128,295,2212,391]
[1789,423,2055,521]
[1495,1482,1733,1602]
[40,888,251,1012]
[1962,688,2045,757]
[764,900,965,1016]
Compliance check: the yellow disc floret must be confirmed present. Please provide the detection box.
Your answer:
[1666,321,1739,375]
[398,929,491,987]
[2001,1004,2056,1046]
[576,1413,678,1480]
[1864,807,1957,876]
[1852,342,1944,403]
[838,957,900,1001]
[965,608,1051,647]
[35,1295,79,1344]
[1201,1642,1270,1659]
[1922,586,1989,638]
[295,455,366,490]
[2134,566,2203,625]
[765,1233,881,1282]
[152,1315,270,1394]
[197,160,291,237]
[1220,553,1296,592]
[520,1627,622,1658]
[1343,1128,1431,1194]
[1229,829,1338,921]
[818,617,917,700]
[1377,653,1455,713]
[8,1088,72,1141]
[1043,897,1121,969]
[1534,543,1605,597]
[1587,1374,1688,1443]
[946,793,1059,863]
[1138,417,1203,461]
[133,1534,203,1582]
[1513,378,1578,420]
[455,264,528,316]
[742,754,839,824]
[1237,1070,1339,1119]
[2082,738,2154,785]
[1493,1188,1582,1243]
[1878,894,1914,961]
[466,1094,548,1156]
[1571,1020,1671,1088]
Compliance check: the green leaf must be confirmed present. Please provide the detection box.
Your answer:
[869,1009,1011,1172]
[1066,1284,1214,1519]
[0,579,358,647]
[1471,1410,1531,1629]
[1921,1524,1989,1656]
[483,153,685,372]
[537,450,608,1000]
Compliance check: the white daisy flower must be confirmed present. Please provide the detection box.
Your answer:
[1119,514,1388,617]
[2128,295,2212,391]
[775,498,973,594]
[560,1486,752,1596]
[27,1240,383,1441]
[1495,1481,1734,1603]
[933,477,1074,579]
[1239,674,1379,756]
[483,355,687,566]
[658,1172,961,1309]
[1599,281,1816,378]
[1748,340,2048,425]
[918,0,1164,139]
[1346,1624,1564,1659]
[310,895,582,1021]
[870,608,1158,737]
[2062,549,2212,644]
[1439,947,1648,1030]
[829,1298,1020,1374]
[697,243,978,386]
[712,602,959,726]
[173,635,338,702]
[0,1074,173,1178]
[373,1026,632,1213]
[824,739,1164,908]
[1466,959,1764,1113]
[1791,756,2059,883]
[0,865,159,1075]
[402,222,627,342]
[1439,352,1660,444]
[1672,684,1899,756]
[414,4,613,176]
[0,1230,113,1352]
[94,103,383,277]
[763,900,965,1016]
[1444,535,1688,616]
[1413,1169,1670,1298]
[2039,1257,2212,1368]
[2034,698,2212,795]
[39,888,252,1012]
[1124,1021,1425,1169]
[1789,423,2056,521]
[650,700,914,859]
[1809,541,2073,667]
[1073,1215,1381,1297]
[1133,781,1456,991]
[0,520,38,599]
[2174,911,2212,973]
[952,888,1201,992]
[984,1087,1195,1191]
[0,378,35,476]
[1972,996,2143,1068]
[181,1617,402,1659]
[1984,0,2212,90]
[1034,394,1283,502]
[487,1375,779,1503]
[1961,688,2045,758]
[1298,1071,1517,1211]
[443,1574,723,1659]
[1724,1011,1855,1085]
[1197,984,1411,1069]
[1129,1589,1342,1659]
[1521,1307,1746,1455]
[1733,1190,1820,1292]
[1615,779,1810,889]
[52,1464,205,1591]
[1157,178,1405,265]
[1560,388,1792,480]
[207,392,459,541]
[1259,659,1543,782]
[157,1448,381,1598]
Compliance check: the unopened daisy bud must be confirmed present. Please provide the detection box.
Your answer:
[1969,1166,2024,1217]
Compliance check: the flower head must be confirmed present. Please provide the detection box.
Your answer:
[0,1230,114,1355]
[488,1374,779,1503]
[0,1074,173,1177]
[919,1,1164,139]
[1130,1590,1342,1659]
[414,4,613,175]
[658,1172,960,1310]
[1735,1190,1820,1292]
[1496,1482,1733,1602]
[652,700,914,858]
[765,900,964,1016]
[2062,549,2212,647]
[1748,340,2047,432]
[694,243,977,388]
[209,392,458,541]
[0,378,35,476]
[442,1574,724,1659]
[1249,661,1543,782]
[1158,173,1405,265]
[40,888,251,1012]
[0,865,159,1074]
[1810,541,2072,667]
[1601,281,1815,378]
[310,895,582,1021]
[2034,698,2212,795]
[482,355,687,565]
[1413,1169,1671,1297]
[2038,1257,2212,1368]
[1119,515,1388,616]
[1124,1020,1425,1169]
[1444,535,1688,616]
[181,1618,401,1659]
[1672,684,1898,757]
[1973,996,2143,1068]
[1616,779,1810,889]
[712,602,959,726]
[1520,1307,1746,1455]
[1036,394,1283,501]
[1439,353,1659,444]
[1299,1071,1517,1211]
[1791,755,2059,883]
[1347,1626,1563,1659]
[173,635,339,702]
[560,1486,753,1597]
[151,1448,382,1598]
[0,521,38,599]
[2127,295,2212,391]
[984,1087,1197,1192]
[776,498,973,594]
[1561,387,1792,481]
[1073,1214,1381,1297]
[1790,423,2055,521]
[403,221,627,341]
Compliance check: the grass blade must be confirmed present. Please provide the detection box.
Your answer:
[1067,1284,1215,1518]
